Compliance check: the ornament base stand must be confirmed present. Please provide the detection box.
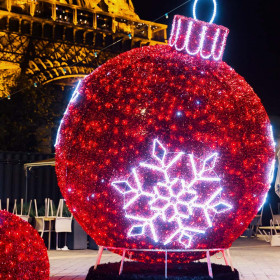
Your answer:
[91,246,236,279]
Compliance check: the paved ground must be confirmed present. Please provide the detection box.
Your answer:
[48,238,280,280]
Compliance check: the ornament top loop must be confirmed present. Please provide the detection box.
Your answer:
[193,0,217,24]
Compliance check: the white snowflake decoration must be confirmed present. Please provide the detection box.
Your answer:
[112,139,232,248]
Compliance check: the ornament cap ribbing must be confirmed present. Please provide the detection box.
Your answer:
[169,15,229,62]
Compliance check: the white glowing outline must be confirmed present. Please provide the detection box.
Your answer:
[258,192,268,211]
[212,31,228,61]
[111,181,133,194]
[185,22,207,56]
[269,159,276,184]
[112,140,232,248]
[257,125,276,211]
[153,139,167,164]
[270,125,276,147]
[168,18,178,47]
[55,80,81,147]
[193,0,217,24]
[170,18,228,61]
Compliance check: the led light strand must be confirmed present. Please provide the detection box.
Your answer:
[257,125,276,211]
[169,18,179,47]
[112,139,232,248]
[212,31,228,61]
[170,16,228,61]
[258,193,268,211]
[55,80,81,147]
[269,159,276,184]
[200,28,215,59]
[185,23,207,56]
[193,0,217,24]
[174,19,188,51]
[269,125,276,147]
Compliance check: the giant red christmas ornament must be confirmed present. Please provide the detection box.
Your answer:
[55,3,275,263]
[0,210,49,279]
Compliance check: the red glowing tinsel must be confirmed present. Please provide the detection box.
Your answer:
[55,15,275,263]
[0,210,49,279]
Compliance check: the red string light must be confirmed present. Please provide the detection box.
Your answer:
[55,15,275,263]
[0,211,49,279]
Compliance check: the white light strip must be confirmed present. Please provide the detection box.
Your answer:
[269,159,276,184]
[55,80,81,147]
[185,23,207,56]
[258,193,268,211]
[212,31,227,61]
[270,125,276,147]
[169,18,178,47]
[257,124,276,211]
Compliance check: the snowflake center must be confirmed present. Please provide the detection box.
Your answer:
[111,139,232,248]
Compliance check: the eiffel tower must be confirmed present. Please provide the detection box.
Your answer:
[0,0,167,98]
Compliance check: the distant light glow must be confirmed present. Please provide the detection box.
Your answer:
[112,140,232,248]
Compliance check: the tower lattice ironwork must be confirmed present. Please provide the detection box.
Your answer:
[0,0,167,98]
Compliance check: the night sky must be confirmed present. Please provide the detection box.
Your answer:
[133,0,280,119]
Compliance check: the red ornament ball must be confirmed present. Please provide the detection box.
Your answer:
[0,211,49,279]
[56,21,274,263]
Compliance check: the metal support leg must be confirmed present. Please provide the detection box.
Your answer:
[65,232,67,247]
[165,250,168,279]
[222,250,229,266]
[206,250,213,279]
[48,220,51,250]
[119,249,126,275]
[94,246,104,270]
[226,249,234,272]
[56,233,59,250]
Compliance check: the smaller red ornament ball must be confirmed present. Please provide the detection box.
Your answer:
[0,210,49,280]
